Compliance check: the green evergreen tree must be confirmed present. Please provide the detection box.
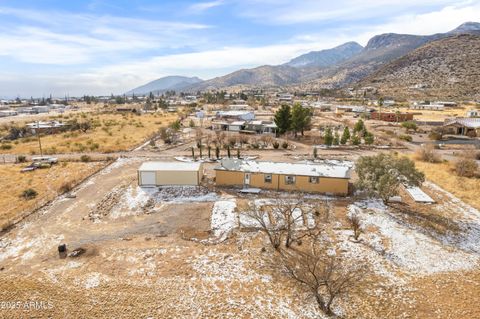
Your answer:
[364,132,374,145]
[340,127,350,145]
[274,104,291,135]
[324,127,333,146]
[290,103,312,137]
[351,134,361,145]
[353,119,365,133]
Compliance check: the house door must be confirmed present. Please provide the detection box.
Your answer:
[244,173,251,186]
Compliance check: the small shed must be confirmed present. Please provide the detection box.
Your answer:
[138,162,203,187]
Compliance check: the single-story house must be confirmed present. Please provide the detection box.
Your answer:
[216,111,255,121]
[411,104,445,111]
[435,101,457,107]
[138,162,204,187]
[212,120,277,134]
[442,118,480,137]
[26,121,67,134]
[215,159,351,195]
[466,110,479,118]
[228,121,245,131]
[244,120,277,134]
[370,112,414,122]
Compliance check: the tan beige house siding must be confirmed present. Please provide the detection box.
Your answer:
[215,170,244,186]
[215,170,349,195]
[139,163,203,186]
[155,170,199,185]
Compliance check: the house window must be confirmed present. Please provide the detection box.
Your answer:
[309,176,319,184]
[285,175,296,185]
[264,174,272,183]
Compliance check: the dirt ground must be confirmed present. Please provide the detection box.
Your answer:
[0,161,105,231]
[1,117,480,318]
[0,111,177,155]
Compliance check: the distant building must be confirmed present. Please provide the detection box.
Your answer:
[435,101,457,107]
[370,112,414,122]
[26,121,67,134]
[411,103,444,111]
[466,110,479,118]
[442,118,480,137]
[216,110,255,121]
[278,93,294,102]
[0,110,17,117]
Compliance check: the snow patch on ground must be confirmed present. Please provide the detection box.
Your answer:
[190,250,271,283]
[426,181,480,254]
[210,200,237,239]
[110,186,155,219]
[80,272,111,289]
[348,199,479,274]
[0,233,64,263]
[153,186,218,203]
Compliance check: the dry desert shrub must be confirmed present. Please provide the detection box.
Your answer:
[415,144,441,163]
[455,157,478,178]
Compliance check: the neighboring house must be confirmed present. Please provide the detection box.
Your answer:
[26,121,67,134]
[215,159,351,195]
[370,112,414,122]
[466,110,479,118]
[216,111,255,121]
[411,104,444,111]
[228,121,245,132]
[435,101,457,107]
[442,118,480,137]
[211,120,277,134]
[335,105,354,113]
[138,162,204,187]
[0,110,18,117]
[278,93,294,102]
[384,100,395,106]
[31,106,50,113]
[116,105,143,113]
[244,120,277,134]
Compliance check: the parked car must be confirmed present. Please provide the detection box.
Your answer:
[32,156,58,164]
[20,166,37,172]
[32,162,51,169]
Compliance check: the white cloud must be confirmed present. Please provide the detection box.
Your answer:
[351,1,480,45]
[0,6,210,65]
[236,0,464,25]
[189,0,225,12]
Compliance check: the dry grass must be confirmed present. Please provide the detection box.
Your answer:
[382,105,476,121]
[0,162,104,230]
[413,159,480,210]
[0,112,177,154]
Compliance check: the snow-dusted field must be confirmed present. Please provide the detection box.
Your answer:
[347,195,480,275]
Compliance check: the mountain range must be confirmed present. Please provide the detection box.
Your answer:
[126,76,202,95]
[127,22,480,99]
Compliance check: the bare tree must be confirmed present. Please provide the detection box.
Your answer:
[260,134,273,147]
[242,199,283,249]
[348,214,362,242]
[241,194,317,249]
[281,240,366,316]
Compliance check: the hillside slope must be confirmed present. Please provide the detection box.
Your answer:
[285,41,363,68]
[126,76,203,95]
[359,34,480,100]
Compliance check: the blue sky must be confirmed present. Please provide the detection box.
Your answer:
[0,0,479,97]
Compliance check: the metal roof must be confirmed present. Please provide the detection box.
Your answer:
[444,118,480,128]
[216,159,351,179]
[138,161,202,172]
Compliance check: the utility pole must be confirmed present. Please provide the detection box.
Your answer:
[35,121,43,156]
